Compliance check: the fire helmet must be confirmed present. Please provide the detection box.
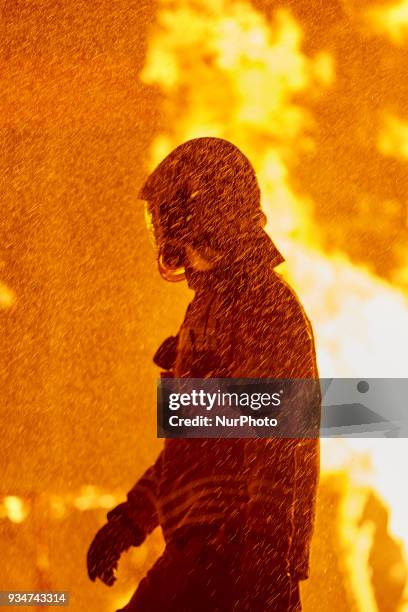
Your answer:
[139,137,283,281]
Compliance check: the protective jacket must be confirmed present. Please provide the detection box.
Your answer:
[117,245,320,584]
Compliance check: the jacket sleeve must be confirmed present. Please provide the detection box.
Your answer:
[108,452,162,539]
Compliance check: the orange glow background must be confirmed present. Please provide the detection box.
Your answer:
[1,1,408,610]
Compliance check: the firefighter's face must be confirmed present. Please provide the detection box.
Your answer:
[144,199,186,282]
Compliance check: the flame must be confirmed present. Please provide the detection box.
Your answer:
[340,478,379,612]
[2,496,29,523]
[0,280,15,309]
[367,0,408,44]
[73,485,118,512]
[378,113,408,161]
[0,488,121,520]
[141,0,408,606]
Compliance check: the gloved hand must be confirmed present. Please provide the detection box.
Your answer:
[87,504,145,586]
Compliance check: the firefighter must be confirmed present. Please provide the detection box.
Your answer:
[87,137,321,611]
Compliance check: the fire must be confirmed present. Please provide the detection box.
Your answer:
[1,496,28,524]
[140,0,408,607]
[367,0,408,44]
[378,113,408,161]
[0,280,15,309]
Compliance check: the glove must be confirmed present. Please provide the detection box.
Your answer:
[87,504,145,586]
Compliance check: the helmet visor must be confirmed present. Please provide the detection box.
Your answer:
[143,201,186,282]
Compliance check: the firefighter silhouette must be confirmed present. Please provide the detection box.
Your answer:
[87,137,321,611]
